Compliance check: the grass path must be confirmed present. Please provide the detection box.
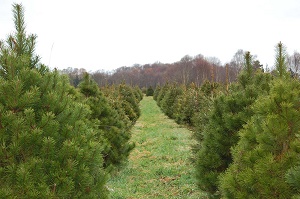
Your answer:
[108,96,204,198]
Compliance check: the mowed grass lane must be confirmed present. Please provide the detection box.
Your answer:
[108,96,204,198]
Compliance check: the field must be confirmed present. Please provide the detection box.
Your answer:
[107,96,206,198]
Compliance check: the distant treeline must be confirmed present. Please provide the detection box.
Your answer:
[59,52,260,88]
[60,50,300,88]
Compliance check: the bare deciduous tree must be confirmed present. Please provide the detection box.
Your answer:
[288,51,300,74]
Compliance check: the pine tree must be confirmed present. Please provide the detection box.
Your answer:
[118,83,141,123]
[172,85,189,125]
[286,165,300,198]
[102,85,132,128]
[190,83,216,159]
[78,73,135,168]
[172,83,208,126]
[275,41,289,78]
[219,42,299,198]
[0,4,108,198]
[160,84,183,119]
[200,80,219,97]
[146,86,154,96]
[156,83,170,107]
[133,85,143,102]
[195,52,271,197]
[153,85,161,100]
[219,78,300,199]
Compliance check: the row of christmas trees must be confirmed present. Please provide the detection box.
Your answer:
[154,44,300,198]
[0,4,142,198]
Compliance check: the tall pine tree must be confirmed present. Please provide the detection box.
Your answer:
[0,4,108,198]
[195,52,271,197]
[219,42,299,198]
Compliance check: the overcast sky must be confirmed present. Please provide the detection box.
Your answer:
[1,0,300,72]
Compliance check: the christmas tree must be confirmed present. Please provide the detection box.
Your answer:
[78,73,135,169]
[146,86,154,96]
[160,83,184,119]
[219,42,299,198]
[195,52,271,197]
[0,4,108,198]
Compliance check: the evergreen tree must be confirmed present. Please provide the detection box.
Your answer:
[156,83,170,107]
[0,4,108,198]
[190,84,215,158]
[153,85,161,100]
[195,52,271,197]
[118,83,141,123]
[101,83,142,131]
[133,85,143,102]
[286,165,300,198]
[102,85,132,129]
[200,80,219,97]
[173,83,208,126]
[0,4,46,77]
[146,86,154,96]
[274,41,289,78]
[9,4,40,69]
[173,85,191,125]
[219,43,300,198]
[219,78,300,198]
[78,73,135,168]
[160,84,183,119]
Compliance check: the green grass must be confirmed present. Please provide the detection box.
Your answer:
[107,96,206,198]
